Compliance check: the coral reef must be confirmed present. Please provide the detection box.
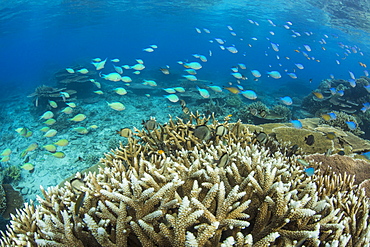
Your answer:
[2,166,21,183]
[224,94,243,108]
[1,114,370,246]
[319,111,363,135]
[27,85,77,109]
[272,105,292,122]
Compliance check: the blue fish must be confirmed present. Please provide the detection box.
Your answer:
[348,79,356,87]
[280,96,293,105]
[304,167,315,176]
[337,90,344,96]
[346,121,357,130]
[328,112,337,120]
[290,120,302,129]
[329,88,336,95]
[362,151,370,160]
[364,85,370,93]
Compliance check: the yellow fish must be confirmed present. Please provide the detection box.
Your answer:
[48,100,58,108]
[43,129,57,138]
[66,102,76,108]
[94,90,104,95]
[51,151,66,158]
[89,125,98,129]
[25,131,33,138]
[21,163,34,171]
[43,144,57,152]
[61,107,73,114]
[40,126,50,132]
[1,148,11,156]
[66,68,75,73]
[73,127,89,134]
[40,111,54,120]
[44,119,56,125]
[25,143,38,152]
[114,88,127,95]
[54,139,69,146]
[0,156,10,162]
[77,68,89,74]
[107,102,125,111]
[69,114,86,122]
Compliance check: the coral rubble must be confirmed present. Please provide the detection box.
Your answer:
[1,114,369,246]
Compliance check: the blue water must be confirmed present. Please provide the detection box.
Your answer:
[1,0,369,98]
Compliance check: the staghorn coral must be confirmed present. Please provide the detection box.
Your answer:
[1,114,370,246]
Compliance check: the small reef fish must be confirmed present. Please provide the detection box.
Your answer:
[77,68,89,74]
[297,158,309,166]
[73,127,89,134]
[66,102,76,108]
[304,167,315,176]
[150,44,158,48]
[238,63,246,69]
[164,94,179,103]
[143,47,154,52]
[348,71,356,80]
[107,102,125,111]
[44,119,56,125]
[40,126,50,132]
[25,143,38,152]
[101,72,122,82]
[92,58,101,62]
[54,139,69,146]
[182,75,197,81]
[114,87,127,95]
[43,129,57,138]
[295,63,304,69]
[287,72,297,79]
[48,100,58,108]
[163,88,177,94]
[348,79,356,88]
[143,80,157,87]
[290,120,302,129]
[113,64,123,74]
[121,76,132,83]
[184,62,202,70]
[231,72,243,79]
[21,163,34,171]
[1,148,11,156]
[66,68,74,73]
[61,107,73,114]
[224,87,240,94]
[1,156,10,162]
[51,151,66,158]
[185,69,197,75]
[364,85,370,93]
[92,58,107,70]
[117,128,132,138]
[280,96,293,105]
[305,134,315,145]
[196,86,210,98]
[43,144,57,153]
[111,58,120,62]
[173,87,185,93]
[325,132,336,140]
[346,121,357,130]
[40,111,54,120]
[131,63,145,70]
[93,90,104,95]
[312,92,324,99]
[241,90,257,100]
[69,114,87,122]
[136,59,144,64]
[192,125,212,141]
[160,68,170,74]
[270,42,279,52]
[267,71,281,79]
[361,102,370,113]
[208,85,223,92]
[142,119,158,131]
[89,125,98,129]
[226,46,238,53]
[251,70,261,77]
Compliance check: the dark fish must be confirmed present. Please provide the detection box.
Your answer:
[179,99,186,108]
[70,178,85,194]
[286,144,299,157]
[24,156,30,163]
[182,107,190,115]
[19,127,28,137]
[217,152,229,167]
[304,135,315,145]
[142,119,158,131]
[74,192,86,216]
[256,132,267,143]
[117,128,132,138]
[338,150,345,155]
[193,125,212,141]
[309,78,313,83]
[215,125,228,136]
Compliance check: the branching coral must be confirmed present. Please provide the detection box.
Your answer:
[1,114,370,246]
[319,110,364,135]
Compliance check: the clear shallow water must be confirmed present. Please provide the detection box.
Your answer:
[0,0,369,97]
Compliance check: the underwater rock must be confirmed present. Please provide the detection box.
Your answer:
[0,184,24,220]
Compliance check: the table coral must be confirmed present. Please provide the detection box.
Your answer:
[1,114,369,246]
